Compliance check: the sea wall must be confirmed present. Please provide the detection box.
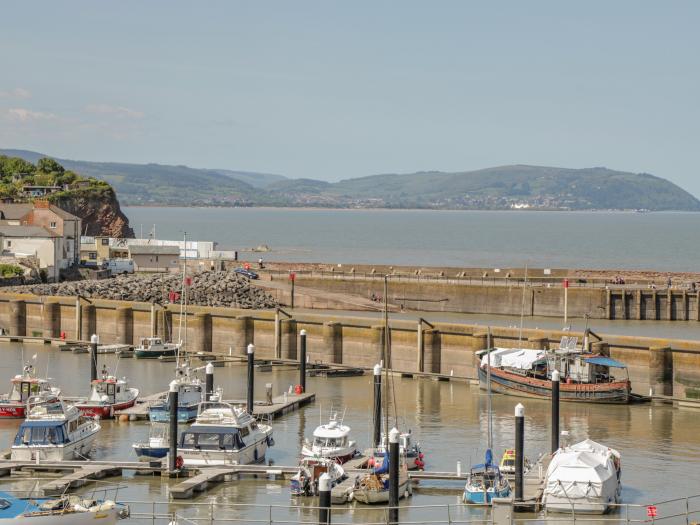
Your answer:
[274,275,700,321]
[1,293,699,400]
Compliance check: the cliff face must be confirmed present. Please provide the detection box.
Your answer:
[49,187,135,238]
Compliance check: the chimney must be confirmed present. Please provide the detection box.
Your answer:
[34,199,50,209]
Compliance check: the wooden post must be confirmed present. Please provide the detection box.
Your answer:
[667,291,673,321]
[417,321,424,373]
[636,290,643,320]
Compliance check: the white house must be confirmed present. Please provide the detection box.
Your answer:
[0,224,65,281]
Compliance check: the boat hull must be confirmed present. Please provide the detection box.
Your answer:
[352,477,411,504]
[77,396,138,419]
[180,437,270,467]
[134,348,177,359]
[478,366,631,404]
[463,485,512,504]
[0,397,60,419]
[133,444,169,461]
[12,507,121,525]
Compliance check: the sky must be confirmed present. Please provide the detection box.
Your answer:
[1,1,699,195]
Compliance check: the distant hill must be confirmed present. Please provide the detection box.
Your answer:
[2,150,697,211]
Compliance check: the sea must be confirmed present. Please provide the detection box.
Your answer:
[124,207,700,271]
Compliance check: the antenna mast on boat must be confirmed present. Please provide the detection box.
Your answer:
[486,326,493,451]
[518,263,528,345]
[177,231,188,368]
[383,275,390,444]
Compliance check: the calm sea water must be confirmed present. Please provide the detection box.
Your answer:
[124,207,700,272]
[1,343,699,524]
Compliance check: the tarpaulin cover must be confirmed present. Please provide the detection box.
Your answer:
[481,348,546,370]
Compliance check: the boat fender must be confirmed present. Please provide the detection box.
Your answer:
[254,448,258,462]
[175,455,184,469]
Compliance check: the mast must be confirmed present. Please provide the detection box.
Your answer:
[383,275,390,446]
[518,263,528,345]
[177,232,187,368]
[486,326,492,451]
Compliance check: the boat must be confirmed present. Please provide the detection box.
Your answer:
[543,439,622,514]
[464,329,512,504]
[148,364,203,423]
[372,429,424,470]
[499,448,531,475]
[0,365,61,419]
[11,401,101,461]
[463,450,512,504]
[178,401,274,466]
[132,422,170,461]
[134,337,180,359]
[290,457,347,496]
[351,453,412,504]
[75,368,139,419]
[0,491,127,524]
[300,410,357,464]
[477,336,632,404]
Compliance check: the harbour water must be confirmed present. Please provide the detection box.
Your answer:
[1,342,699,523]
[124,207,700,271]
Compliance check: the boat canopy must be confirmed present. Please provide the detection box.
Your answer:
[584,356,627,368]
[179,426,246,450]
[545,439,620,499]
[14,420,68,445]
[481,348,546,370]
[0,491,43,518]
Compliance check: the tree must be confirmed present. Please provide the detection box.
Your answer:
[37,157,64,174]
[0,156,35,176]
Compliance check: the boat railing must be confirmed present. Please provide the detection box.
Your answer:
[115,494,700,524]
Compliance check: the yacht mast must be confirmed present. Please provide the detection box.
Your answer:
[487,326,493,450]
[383,275,390,444]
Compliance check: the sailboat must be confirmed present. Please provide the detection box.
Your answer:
[351,276,413,504]
[463,328,512,505]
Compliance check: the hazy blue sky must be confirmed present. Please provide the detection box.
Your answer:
[1,2,698,194]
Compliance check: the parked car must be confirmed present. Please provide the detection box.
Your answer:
[106,258,135,276]
[234,267,259,280]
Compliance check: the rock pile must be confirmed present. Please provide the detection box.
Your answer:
[7,271,277,309]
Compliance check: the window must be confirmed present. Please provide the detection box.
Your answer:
[49,221,57,229]
[6,240,10,248]
[240,426,250,438]
[182,433,196,446]
[89,252,97,260]
[101,238,109,245]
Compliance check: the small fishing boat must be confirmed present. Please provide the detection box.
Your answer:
[149,364,203,423]
[178,402,274,466]
[372,430,424,470]
[132,422,170,461]
[301,410,357,464]
[543,439,622,514]
[0,365,61,419]
[134,337,180,359]
[477,336,632,404]
[463,450,512,504]
[290,457,347,496]
[11,401,101,461]
[75,369,139,419]
[0,491,127,524]
[351,453,412,504]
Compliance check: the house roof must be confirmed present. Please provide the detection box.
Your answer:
[0,224,59,238]
[129,245,180,255]
[0,204,32,220]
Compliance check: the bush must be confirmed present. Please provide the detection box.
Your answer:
[0,264,23,278]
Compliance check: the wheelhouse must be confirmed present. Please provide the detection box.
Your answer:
[179,426,247,451]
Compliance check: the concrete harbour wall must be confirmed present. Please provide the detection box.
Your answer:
[1,293,699,400]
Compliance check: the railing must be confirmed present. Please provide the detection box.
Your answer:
[119,496,700,525]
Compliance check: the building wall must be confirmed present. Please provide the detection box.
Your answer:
[3,238,59,280]
[132,252,180,272]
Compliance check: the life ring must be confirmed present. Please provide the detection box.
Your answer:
[175,455,184,469]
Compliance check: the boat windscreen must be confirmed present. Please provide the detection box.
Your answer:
[14,422,67,445]
[584,356,627,368]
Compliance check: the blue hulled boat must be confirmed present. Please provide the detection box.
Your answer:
[463,449,512,504]
[148,365,203,423]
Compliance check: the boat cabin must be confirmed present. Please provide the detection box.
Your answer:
[139,337,165,349]
[180,402,263,451]
[88,375,129,404]
[8,376,54,402]
[13,403,90,446]
[547,353,627,384]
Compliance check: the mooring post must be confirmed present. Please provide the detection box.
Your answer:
[90,334,99,383]
[551,370,560,454]
[247,343,255,414]
[75,296,82,340]
[373,363,382,448]
[515,403,525,501]
[299,329,307,393]
[389,427,400,525]
[205,362,214,402]
[168,380,179,473]
[318,472,331,524]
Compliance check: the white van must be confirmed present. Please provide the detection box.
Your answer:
[105,259,134,276]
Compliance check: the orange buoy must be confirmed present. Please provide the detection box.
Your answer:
[294,384,303,395]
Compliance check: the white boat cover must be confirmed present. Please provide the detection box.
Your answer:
[544,439,620,501]
[481,347,546,370]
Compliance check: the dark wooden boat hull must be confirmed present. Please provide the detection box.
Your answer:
[478,366,631,404]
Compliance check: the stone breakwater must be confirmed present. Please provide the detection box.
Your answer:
[5,271,277,309]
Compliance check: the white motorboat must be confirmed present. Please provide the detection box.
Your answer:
[290,457,347,496]
[0,492,127,524]
[134,337,181,359]
[543,439,622,514]
[301,411,357,464]
[178,402,274,466]
[11,401,101,461]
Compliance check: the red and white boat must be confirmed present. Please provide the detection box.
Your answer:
[0,365,61,419]
[75,372,139,419]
